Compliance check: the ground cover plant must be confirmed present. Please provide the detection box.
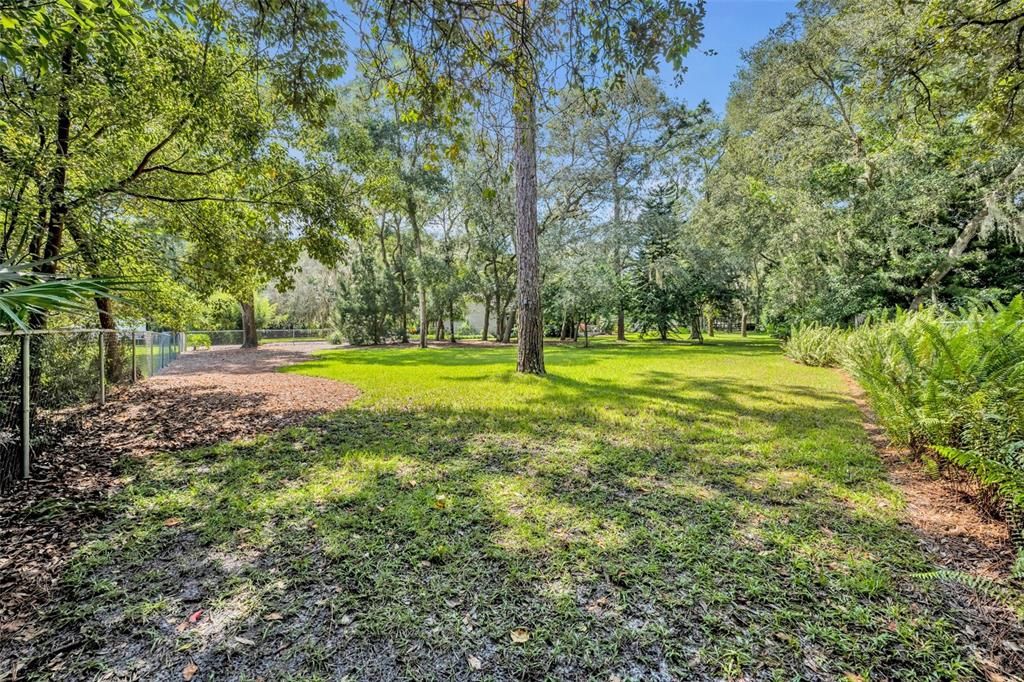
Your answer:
[17,335,1001,680]
[788,299,1024,534]
[783,322,848,368]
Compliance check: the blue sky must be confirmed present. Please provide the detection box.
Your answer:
[333,0,796,113]
[671,0,796,111]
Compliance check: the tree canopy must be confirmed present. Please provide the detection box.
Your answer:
[1,0,1020,356]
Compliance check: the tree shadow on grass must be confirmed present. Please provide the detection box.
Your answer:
[6,381,983,680]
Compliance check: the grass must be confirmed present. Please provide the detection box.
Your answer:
[43,334,975,680]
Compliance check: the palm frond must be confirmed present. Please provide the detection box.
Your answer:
[0,260,136,331]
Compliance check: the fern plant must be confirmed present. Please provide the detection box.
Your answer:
[783,322,847,367]
[915,549,1024,619]
[842,297,1024,542]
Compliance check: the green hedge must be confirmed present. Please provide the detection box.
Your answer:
[187,333,212,350]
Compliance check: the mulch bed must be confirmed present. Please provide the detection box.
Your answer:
[0,343,358,661]
[843,374,1024,679]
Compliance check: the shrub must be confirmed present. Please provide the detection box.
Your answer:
[187,333,212,351]
[783,322,847,367]
[843,297,1024,536]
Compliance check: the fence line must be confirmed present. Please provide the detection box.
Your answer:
[2,328,333,493]
[185,328,332,347]
[0,329,183,492]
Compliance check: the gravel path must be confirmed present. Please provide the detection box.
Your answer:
[0,342,358,657]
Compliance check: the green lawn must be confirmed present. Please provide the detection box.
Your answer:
[49,335,973,679]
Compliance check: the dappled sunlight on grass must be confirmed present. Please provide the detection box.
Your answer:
[480,474,628,554]
[49,335,979,680]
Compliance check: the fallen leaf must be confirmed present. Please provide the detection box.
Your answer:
[844,675,865,682]
[0,620,25,633]
[510,628,530,643]
[263,612,283,621]
[467,654,482,670]
[339,613,355,626]
[434,494,449,509]
[234,636,256,646]
[188,609,203,624]
[182,661,199,681]
[164,517,184,527]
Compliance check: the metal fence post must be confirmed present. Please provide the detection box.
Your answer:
[21,334,30,479]
[98,332,106,405]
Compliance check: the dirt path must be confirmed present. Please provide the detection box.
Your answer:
[0,343,357,659]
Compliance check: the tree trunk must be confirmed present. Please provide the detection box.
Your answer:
[29,37,75,332]
[407,196,428,349]
[502,308,515,344]
[511,0,544,374]
[740,307,748,338]
[96,297,124,382]
[482,294,491,341]
[689,315,703,344]
[450,304,457,343]
[436,318,445,341]
[63,215,123,380]
[706,314,715,337]
[395,219,409,343]
[910,159,1024,308]
[612,175,626,342]
[240,295,258,348]
[583,316,589,348]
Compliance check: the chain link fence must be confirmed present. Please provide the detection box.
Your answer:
[2,328,331,493]
[185,328,332,348]
[0,329,183,492]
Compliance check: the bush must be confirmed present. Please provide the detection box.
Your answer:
[843,297,1024,534]
[187,333,212,351]
[783,322,847,367]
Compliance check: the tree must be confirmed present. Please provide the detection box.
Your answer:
[548,76,685,340]
[332,242,405,344]
[456,119,517,343]
[0,0,351,349]
[354,0,706,373]
[330,89,451,347]
[265,254,339,328]
[630,186,685,340]
[691,0,1024,329]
